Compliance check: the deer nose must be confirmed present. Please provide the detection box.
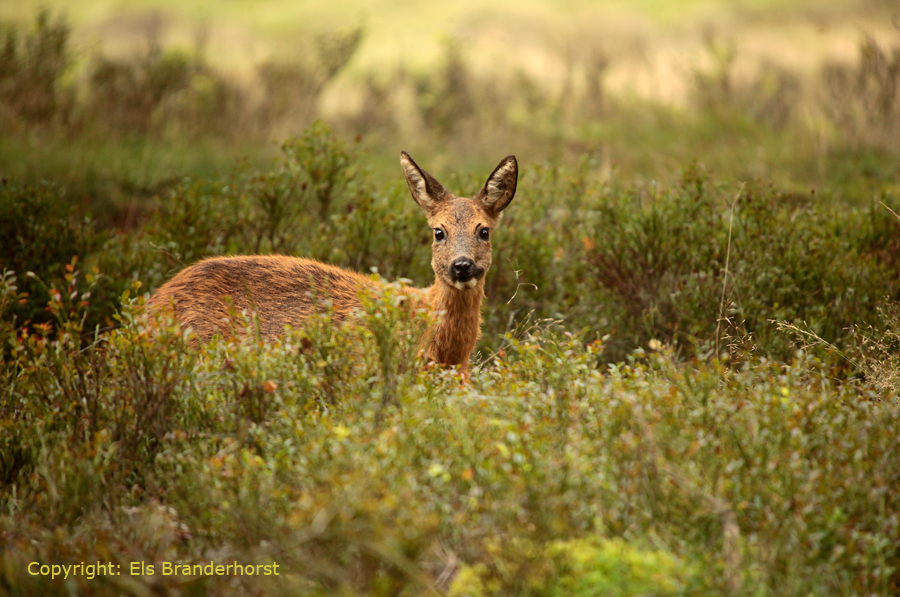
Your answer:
[451,258,476,280]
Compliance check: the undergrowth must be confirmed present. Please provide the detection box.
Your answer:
[7,123,895,363]
[1,271,898,596]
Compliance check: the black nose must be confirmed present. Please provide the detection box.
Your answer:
[451,258,476,280]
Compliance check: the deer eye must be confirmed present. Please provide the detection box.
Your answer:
[434,228,446,241]
[478,227,490,241]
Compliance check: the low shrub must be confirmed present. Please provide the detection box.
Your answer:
[2,277,899,595]
[0,179,94,330]
[574,167,900,362]
[5,124,898,367]
[449,536,700,597]
[0,9,72,129]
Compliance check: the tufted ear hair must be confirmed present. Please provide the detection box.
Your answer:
[476,155,517,216]
[400,151,449,214]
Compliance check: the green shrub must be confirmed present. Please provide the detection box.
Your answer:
[87,48,192,136]
[0,274,199,519]
[449,537,699,597]
[822,36,900,152]
[144,120,360,261]
[257,26,363,133]
[0,179,94,329]
[575,166,900,361]
[0,9,72,128]
[2,283,900,595]
[414,39,476,139]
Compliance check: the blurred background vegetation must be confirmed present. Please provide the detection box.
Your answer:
[0,0,898,195]
[2,1,900,595]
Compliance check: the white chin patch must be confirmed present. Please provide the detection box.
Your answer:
[453,278,478,290]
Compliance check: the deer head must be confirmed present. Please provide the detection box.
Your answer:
[400,151,517,291]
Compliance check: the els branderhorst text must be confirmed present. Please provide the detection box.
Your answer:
[28,561,280,580]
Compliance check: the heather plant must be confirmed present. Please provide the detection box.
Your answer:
[448,536,700,597]
[4,123,898,365]
[691,34,802,132]
[0,9,72,129]
[87,48,193,137]
[0,180,95,329]
[414,39,477,139]
[781,204,900,393]
[862,301,900,393]
[822,36,900,152]
[3,281,899,595]
[257,26,364,134]
[145,121,359,262]
[287,119,357,222]
[570,167,900,362]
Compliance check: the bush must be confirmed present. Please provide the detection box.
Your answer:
[823,36,900,151]
[0,179,94,330]
[576,167,900,361]
[3,294,899,595]
[3,9,900,595]
[449,537,700,597]
[145,120,361,261]
[85,45,246,141]
[257,26,364,134]
[0,9,72,128]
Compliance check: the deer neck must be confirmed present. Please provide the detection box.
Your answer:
[426,281,484,370]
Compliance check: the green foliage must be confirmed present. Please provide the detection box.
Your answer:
[449,537,699,597]
[0,9,72,128]
[476,160,900,363]
[0,179,94,329]
[822,36,900,151]
[258,26,364,132]
[860,301,900,393]
[85,44,246,142]
[414,38,476,138]
[2,280,899,594]
[145,120,362,259]
[3,121,898,366]
[289,119,356,221]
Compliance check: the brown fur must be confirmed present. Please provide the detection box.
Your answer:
[147,152,518,373]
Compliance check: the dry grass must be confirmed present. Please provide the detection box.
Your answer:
[1,0,894,100]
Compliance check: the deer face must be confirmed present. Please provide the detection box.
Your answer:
[400,152,518,290]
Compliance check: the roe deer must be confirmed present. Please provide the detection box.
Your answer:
[147,152,518,374]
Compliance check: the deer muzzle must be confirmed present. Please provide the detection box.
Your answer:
[450,257,484,287]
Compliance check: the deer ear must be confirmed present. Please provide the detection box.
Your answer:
[478,155,517,215]
[400,151,447,213]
